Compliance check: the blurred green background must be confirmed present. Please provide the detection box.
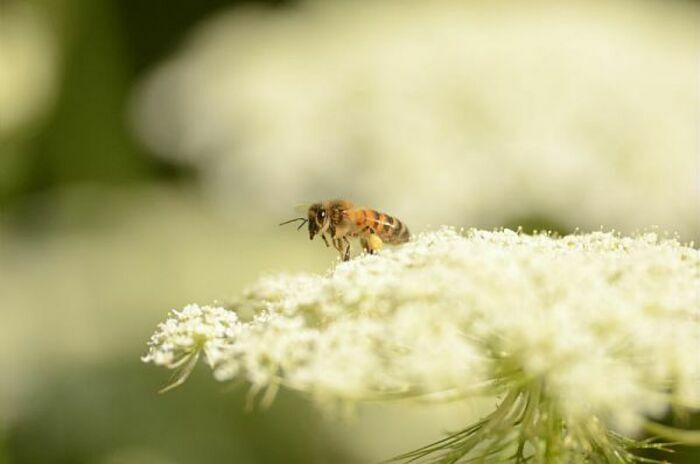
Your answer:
[1,0,698,463]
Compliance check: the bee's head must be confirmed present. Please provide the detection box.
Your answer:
[307,203,328,240]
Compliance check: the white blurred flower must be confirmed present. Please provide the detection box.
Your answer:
[132,0,699,237]
[144,228,700,462]
[0,1,58,136]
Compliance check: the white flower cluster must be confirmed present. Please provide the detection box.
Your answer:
[143,228,700,439]
[142,304,241,373]
[132,0,699,237]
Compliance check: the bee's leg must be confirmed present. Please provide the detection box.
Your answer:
[321,233,330,247]
[360,237,370,254]
[332,238,345,260]
[342,236,351,261]
[329,224,337,239]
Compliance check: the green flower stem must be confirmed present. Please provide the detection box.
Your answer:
[643,422,700,446]
[390,377,683,464]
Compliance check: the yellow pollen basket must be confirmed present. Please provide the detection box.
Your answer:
[367,234,383,252]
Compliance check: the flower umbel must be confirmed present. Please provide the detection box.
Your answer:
[141,304,241,392]
[143,228,700,462]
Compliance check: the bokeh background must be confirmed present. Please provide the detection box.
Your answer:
[1,0,698,463]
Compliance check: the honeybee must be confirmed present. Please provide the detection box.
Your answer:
[280,200,411,261]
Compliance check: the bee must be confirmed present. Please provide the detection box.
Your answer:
[280,200,411,261]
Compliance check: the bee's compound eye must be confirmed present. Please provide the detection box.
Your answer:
[318,210,326,220]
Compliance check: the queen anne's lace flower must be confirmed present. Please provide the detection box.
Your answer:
[143,228,700,462]
[142,304,242,391]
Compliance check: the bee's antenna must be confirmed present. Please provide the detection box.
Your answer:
[279,217,308,230]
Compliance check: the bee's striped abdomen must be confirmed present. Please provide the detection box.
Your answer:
[365,210,410,245]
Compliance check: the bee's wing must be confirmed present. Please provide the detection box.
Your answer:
[374,212,403,228]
